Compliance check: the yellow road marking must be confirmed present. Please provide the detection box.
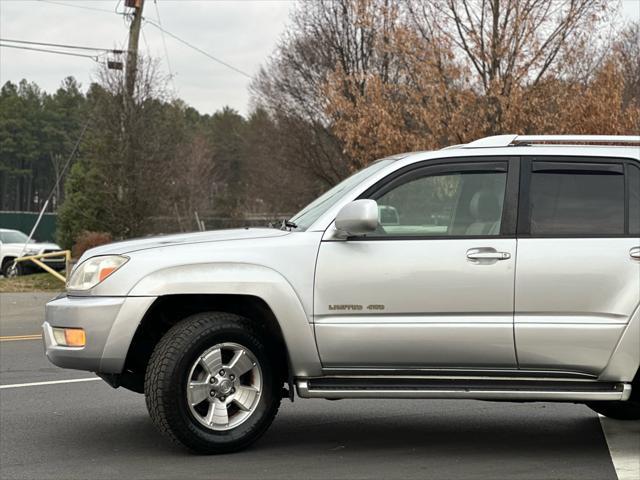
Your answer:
[0,334,42,342]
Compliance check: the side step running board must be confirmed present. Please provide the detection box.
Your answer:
[296,377,631,402]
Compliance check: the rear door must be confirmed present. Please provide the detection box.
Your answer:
[514,157,640,375]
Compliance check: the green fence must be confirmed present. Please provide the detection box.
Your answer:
[0,211,58,243]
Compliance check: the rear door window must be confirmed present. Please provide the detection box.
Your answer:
[523,159,626,236]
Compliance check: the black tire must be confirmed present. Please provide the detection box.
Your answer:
[144,311,282,454]
[587,400,640,420]
[1,258,21,277]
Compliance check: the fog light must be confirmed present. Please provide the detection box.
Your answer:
[52,328,86,347]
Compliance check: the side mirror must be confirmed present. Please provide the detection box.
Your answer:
[335,199,379,236]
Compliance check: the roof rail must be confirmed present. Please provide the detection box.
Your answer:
[513,135,640,146]
[461,134,640,149]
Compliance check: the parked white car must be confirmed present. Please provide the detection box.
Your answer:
[0,228,64,277]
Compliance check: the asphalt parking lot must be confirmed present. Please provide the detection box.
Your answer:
[1,292,638,480]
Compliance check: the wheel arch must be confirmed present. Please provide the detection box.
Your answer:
[120,294,291,390]
[1,255,16,268]
[115,263,322,392]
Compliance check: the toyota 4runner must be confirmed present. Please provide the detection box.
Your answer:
[43,134,640,453]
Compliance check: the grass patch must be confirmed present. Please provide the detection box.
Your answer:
[0,272,65,293]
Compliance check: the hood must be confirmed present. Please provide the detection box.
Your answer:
[82,228,289,258]
[33,242,62,251]
[6,241,61,251]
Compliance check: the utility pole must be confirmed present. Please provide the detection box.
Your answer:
[119,0,145,218]
[125,0,145,101]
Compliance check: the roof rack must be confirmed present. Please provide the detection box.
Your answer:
[460,134,640,149]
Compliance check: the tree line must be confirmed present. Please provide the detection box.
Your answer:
[1,0,637,249]
[254,0,639,177]
[0,63,321,248]
[0,77,85,213]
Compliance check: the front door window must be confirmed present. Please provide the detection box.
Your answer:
[375,171,507,237]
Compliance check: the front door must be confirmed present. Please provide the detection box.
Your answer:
[314,158,519,370]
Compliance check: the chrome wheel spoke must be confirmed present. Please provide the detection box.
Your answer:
[188,380,211,406]
[232,385,259,412]
[227,349,255,378]
[200,348,222,375]
[205,399,229,427]
[187,342,262,432]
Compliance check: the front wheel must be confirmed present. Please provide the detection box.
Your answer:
[144,312,282,453]
[1,259,22,278]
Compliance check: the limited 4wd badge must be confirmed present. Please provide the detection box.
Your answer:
[328,304,385,311]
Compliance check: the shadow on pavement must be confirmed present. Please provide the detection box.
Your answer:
[5,398,615,480]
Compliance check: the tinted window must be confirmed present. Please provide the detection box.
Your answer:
[373,171,507,237]
[629,164,640,235]
[529,166,624,235]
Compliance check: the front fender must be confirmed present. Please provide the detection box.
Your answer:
[129,262,322,377]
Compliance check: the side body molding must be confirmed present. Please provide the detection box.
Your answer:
[129,262,323,377]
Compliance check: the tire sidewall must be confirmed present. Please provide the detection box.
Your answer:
[1,259,17,277]
[153,314,280,452]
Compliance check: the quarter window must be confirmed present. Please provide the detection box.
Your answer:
[528,162,625,235]
[373,170,507,237]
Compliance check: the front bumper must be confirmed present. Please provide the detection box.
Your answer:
[43,294,156,373]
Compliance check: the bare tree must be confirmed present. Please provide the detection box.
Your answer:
[614,21,640,110]
[320,0,637,165]
[406,0,614,133]
[169,131,216,231]
[59,57,194,241]
[251,0,405,185]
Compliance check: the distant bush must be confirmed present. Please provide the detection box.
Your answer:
[72,231,113,259]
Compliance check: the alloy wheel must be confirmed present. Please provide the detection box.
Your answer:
[186,342,263,431]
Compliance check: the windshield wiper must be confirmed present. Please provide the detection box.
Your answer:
[266,219,298,230]
[281,219,298,231]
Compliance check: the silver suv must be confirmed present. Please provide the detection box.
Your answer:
[43,134,640,453]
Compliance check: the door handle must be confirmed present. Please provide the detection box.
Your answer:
[466,248,511,261]
[631,247,640,260]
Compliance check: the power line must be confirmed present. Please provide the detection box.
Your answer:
[144,18,252,79]
[0,43,99,61]
[33,0,252,80]
[140,26,151,56]
[19,117,92,256]
[37,0,116,14]
[0,38,125,54]
[153,0,176,91]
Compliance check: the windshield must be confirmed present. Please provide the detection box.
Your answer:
[0,230,29,243]
[290,159,395,231]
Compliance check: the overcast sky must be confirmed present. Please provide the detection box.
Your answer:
[0,0,293,115]
[1,0,639,116]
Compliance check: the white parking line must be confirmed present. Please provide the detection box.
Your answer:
[599,415,640,480]
[0,377,101,390]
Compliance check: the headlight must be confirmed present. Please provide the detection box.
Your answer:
[24,248,40,256]
[67,255,129,291]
